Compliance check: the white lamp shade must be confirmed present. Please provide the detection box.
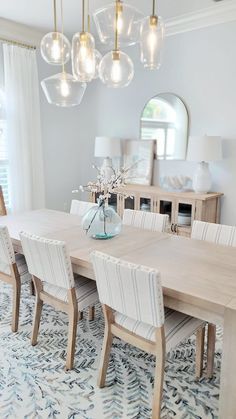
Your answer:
[94,137,121,158]
[187,136,222,162]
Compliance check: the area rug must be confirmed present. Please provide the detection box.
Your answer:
[0,282,221,419]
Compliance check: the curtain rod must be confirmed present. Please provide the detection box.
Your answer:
[0,37,36,50]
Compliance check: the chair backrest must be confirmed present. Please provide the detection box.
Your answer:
[0,225,15,275]
[191,221,236,247]
[91,251,164,328]
[123,209,169,233]
[70,199,96,217]
[0,186,7,216]
[20,231,74,289]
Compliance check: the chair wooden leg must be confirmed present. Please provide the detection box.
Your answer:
[88,306,95,321]
[98,304,114,388]
[65,289,78,371]
[29,279,35,296]
[12,277,21,333]
[31,276,43,346]
[195,325,205,379]
[152,326,166,419]
[206,323,216,379]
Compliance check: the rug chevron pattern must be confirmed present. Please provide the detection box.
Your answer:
[0,282,221,418]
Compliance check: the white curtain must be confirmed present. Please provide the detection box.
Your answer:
[3,44,45,213]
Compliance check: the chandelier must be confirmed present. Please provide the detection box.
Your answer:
[41,0,165,106]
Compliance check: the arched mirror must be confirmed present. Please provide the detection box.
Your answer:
[140,93,189,160]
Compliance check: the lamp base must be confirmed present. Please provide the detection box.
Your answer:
[193,161,212,194]
[101,157,114,181]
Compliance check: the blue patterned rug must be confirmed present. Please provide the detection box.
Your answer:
[0,282,221,419]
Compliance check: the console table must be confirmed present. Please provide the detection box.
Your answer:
[91,185,223,237]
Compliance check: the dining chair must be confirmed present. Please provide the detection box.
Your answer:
[123,209,169,233]
[20,231,98,370]
[70,199,96,217]
[91,250,206,419]
[191,220,236,378]
[0,225,31,332]
[0,186,7,216]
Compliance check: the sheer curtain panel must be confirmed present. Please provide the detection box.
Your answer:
[3,44,45,212]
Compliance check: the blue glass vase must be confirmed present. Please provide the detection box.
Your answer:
[82,198,122,239]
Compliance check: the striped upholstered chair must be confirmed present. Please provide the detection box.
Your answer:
[123,209,169,233]
[70,199,96,217]
[20,231,98,370]
[91,251,206,419]
[191,220,236,378]
[0,225,31,332]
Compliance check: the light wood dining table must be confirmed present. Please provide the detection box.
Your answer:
[1,208,236,419]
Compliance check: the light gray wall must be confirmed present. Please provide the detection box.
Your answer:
[38,21,236,224]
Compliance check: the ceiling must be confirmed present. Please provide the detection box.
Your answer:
[0,0,220,36]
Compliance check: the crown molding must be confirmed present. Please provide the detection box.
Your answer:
[0,18,43,47]
[165,0,236,37]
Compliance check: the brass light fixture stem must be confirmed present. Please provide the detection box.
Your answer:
[87,0,91,32]
[114,0,119,52]
[60,0,65,74]
[53,0,57,32]
[82,0,85,33]
[152,0,156,16]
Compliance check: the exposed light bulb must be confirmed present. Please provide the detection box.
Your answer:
[117,13,123,33]
[51,38,61,61]
[147,25,157,63]
[60,78,70,97]
[111,59,122,83]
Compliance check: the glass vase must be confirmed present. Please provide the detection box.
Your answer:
[82,199,122,239]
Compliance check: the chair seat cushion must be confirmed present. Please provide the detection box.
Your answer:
[115,308,205,352]
[15,253,31,284]
[43,275,98,311]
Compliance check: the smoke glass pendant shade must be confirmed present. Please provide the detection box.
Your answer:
[93,49,102,79]
[41,72,87,107]
[140,16,165,70]
[99,50,134,88]
[93,2,144,47]
[72,32,96,82]
[40,32,71,65]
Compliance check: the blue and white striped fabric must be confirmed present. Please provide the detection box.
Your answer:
[191,221,236,246]
[123,209,169,233]
[91,251,165,328]
[19,232,74,289]
[115,309,204,351]
[0,225,15,275]
[70,200,97,217]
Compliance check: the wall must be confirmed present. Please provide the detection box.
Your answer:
[38,55,101,211]
[92,21,236,225]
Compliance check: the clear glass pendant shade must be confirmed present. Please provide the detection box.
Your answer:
[93,2,144,47]
[72,32,96,82]
[93,49,102,79]
[140,16,165,70]
[99,50,134,88]
[41,72,87,107]
[40,32,71,65]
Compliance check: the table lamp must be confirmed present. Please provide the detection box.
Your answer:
[94,137,121,180]
[187,135,222,193]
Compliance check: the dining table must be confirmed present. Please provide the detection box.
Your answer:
[1,208,236,419]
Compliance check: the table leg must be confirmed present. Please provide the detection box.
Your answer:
[219,305,236,418]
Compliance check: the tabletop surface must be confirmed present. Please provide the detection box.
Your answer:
[1,209,236,315]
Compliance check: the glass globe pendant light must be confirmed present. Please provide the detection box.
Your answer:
[86,2,102,80]
[140,0,165,70]
[93,0,144,47]
[99,0,134,88]
[41,0,87,107]
[72,0,96,82]
[40,0,71,65]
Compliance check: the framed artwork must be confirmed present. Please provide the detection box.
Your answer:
[123,139,155,185]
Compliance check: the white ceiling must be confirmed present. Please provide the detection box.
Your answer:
[0,0,221,36]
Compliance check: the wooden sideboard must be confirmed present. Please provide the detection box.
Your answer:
[91,185,223,237]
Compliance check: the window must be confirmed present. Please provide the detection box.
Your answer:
[0,89,10,208]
